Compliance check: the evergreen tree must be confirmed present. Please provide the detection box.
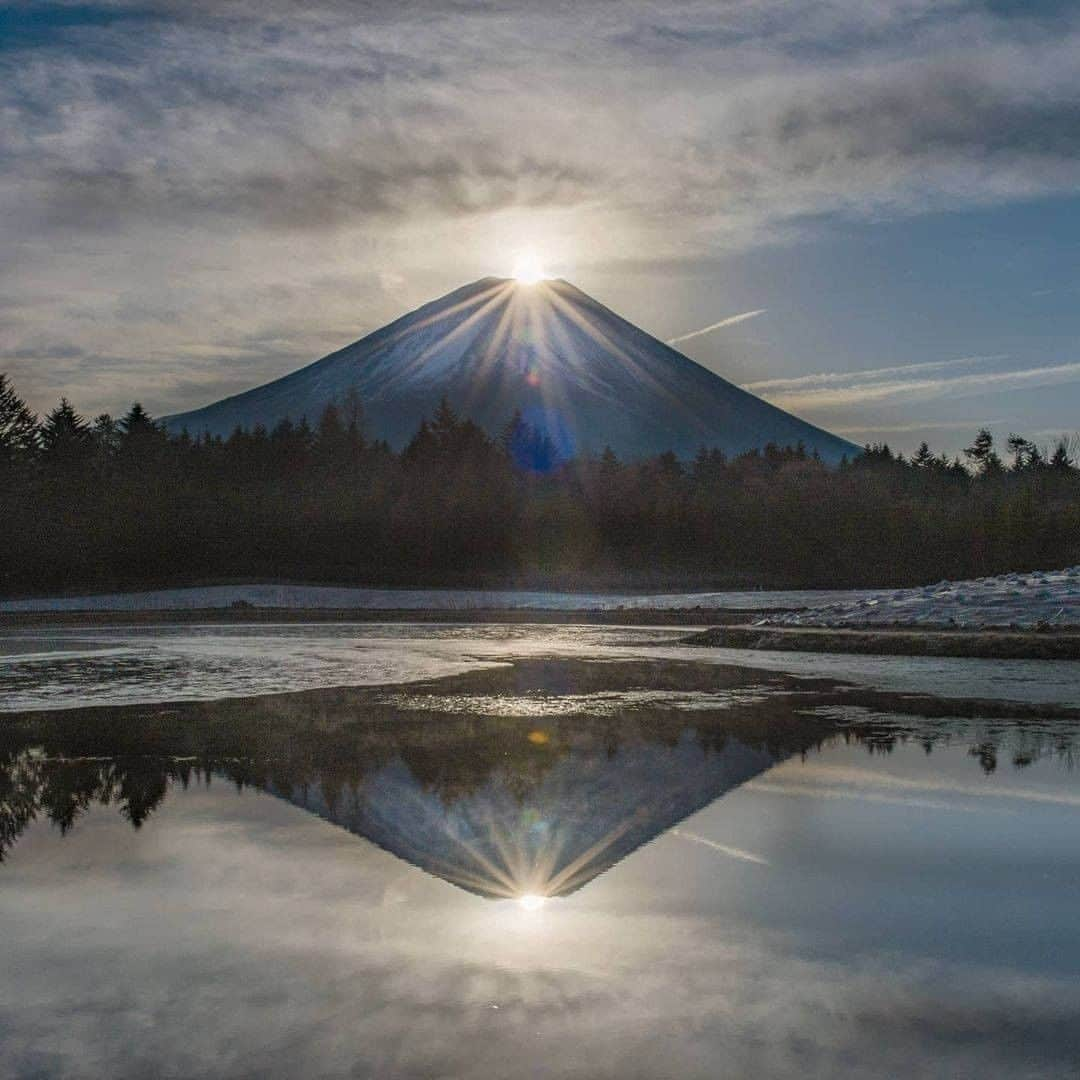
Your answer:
[39,398,92,466]
[1050,438,1074,472]
[317,402,345,445]
[0,373,38,464]
[119,402,158,438]
[430,396,460,453]
[117,403,167,467]
[92,414,122,459]
[964,428,1003,476]
[1006,433,1034,471]
[912,442,934,469]
[341,386,366,446]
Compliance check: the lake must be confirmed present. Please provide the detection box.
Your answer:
[1,625,1079,1078]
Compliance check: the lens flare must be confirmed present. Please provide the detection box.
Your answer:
[517,893,546,911]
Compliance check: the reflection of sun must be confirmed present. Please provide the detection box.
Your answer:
[512,250,548,285]
[517,893,546,912]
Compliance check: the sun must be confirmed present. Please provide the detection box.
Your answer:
[517,893,546,911]
[512,250,549,285]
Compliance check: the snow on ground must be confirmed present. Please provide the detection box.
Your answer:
[764,567,1080,629]
[3,568,1078,628]
[0,583,888,613]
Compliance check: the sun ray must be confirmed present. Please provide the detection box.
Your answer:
[544,287,694,418]
[377,282,515,392]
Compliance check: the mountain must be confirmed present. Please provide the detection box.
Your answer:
[164,277,857,462]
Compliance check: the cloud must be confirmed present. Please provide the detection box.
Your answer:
[832,420,1000,438]
[744,355,1003,393]
[4,0,1080,414]
[758,360,1080,411]
[667,309,766,345]
[7,2,1080,243]
[37,154,597,233]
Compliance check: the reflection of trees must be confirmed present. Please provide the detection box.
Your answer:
[1,659,1077,861]
[0,752,179,859]
[825,709,1080,774]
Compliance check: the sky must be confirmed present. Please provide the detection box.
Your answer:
[2,0,1080,456]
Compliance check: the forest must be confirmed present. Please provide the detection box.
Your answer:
[1,372,1078,595]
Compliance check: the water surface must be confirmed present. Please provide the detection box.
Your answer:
[2,644,1079,1078]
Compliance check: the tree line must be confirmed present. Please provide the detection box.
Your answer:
[1,371,1078,594]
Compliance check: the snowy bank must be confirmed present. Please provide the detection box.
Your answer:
[0,583,887,614]
[762,567,1080,629]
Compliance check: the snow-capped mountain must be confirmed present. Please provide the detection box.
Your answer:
[164,277,856,461]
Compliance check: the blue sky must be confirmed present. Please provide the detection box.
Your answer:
[2,0,1079,455]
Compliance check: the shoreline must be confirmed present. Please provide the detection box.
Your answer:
[1,607,1079,659]
[684,624,1080,660]
[0,607,750,628]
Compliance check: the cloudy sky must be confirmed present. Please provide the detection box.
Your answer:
[3,0,1080,454]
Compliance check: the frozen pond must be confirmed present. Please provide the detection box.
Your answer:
[2,628,1079,1078]
[2,622,1080,710]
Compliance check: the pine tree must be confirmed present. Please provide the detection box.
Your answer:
[500,409,526,455]
[341,386,366,447]
[431,396,460,448]
[599,446,619,475]
[92,414,121,458]
[1006,433,1034,471]
[912,442,934,469]
[0,373,38,464]
[963,428,1003,476]
[317,402,344,444]
[120,402,158,438]
[1049,438,1074,472]
[402,418,436,467]
[39,398,92,465]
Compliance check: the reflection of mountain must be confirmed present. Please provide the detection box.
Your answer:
[2,659,1077,891]
[276,731,782,899]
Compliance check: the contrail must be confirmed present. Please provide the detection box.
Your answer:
[670,828,769,865]
[667,309,766,345]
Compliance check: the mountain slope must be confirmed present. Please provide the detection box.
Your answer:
[164,277,857,461]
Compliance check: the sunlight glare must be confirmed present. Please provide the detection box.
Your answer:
[517,893,546,912]
[512,250,548,285]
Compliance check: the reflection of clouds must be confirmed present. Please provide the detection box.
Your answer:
[750,763,1080,811]
[746,780,983,814]
[669,828,769,865]
[3,783,1080,1079]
